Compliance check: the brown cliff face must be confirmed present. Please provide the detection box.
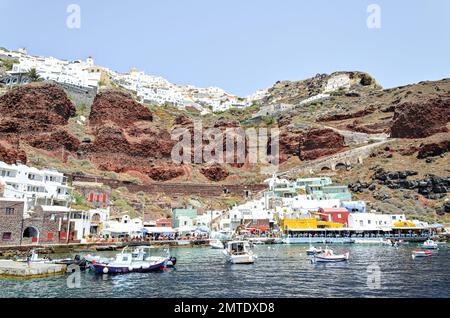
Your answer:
[28,129,80,152]
[278,128,346,162]
[89,90,153,126]
[84,90,182,181]
[201,164,230,181]
[299,128,346,160]
[0,142,27,164]
[391,93,450,138]
[0,83,78,162]
[0,83,76,133]
[417,140,450,159]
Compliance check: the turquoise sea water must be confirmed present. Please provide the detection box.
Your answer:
[0,244,449,298]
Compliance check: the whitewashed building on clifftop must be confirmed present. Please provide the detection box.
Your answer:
[0,161,72,213]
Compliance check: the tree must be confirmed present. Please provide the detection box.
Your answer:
[27,68,42,82]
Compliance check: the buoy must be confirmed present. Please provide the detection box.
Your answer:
[103,267,109,274]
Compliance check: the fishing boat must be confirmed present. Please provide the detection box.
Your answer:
[421,239,439,250]
[131,246,177,267]
[306,246,323,255]
[223,241,257,264]
[312,248,349,263]
[209,239,224,249]
[91,246,176,274]
[412,250,433,258]
[15,249,52,264]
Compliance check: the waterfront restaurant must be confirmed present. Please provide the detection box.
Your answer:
[281,212,432,243]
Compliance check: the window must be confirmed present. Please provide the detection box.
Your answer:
[337,214,342,218]
[5,207,15,215]
[368,220,371,224]
[2,232,12,240]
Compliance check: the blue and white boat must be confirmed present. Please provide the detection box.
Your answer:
[91,246,176,274]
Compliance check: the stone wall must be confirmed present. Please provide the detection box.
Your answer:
[0,200,24,246]
[68,174,268,197]
[0,201,72,246]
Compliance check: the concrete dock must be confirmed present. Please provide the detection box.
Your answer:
[0,260,67,279]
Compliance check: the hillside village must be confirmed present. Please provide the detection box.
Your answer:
[0,47,251,113]
[0,46,449,249]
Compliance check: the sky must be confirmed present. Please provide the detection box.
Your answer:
[1,0,449,96]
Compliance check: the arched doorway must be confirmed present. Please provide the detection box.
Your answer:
[91,213,101,223]
[23,226,39,242]
[321,166,331,171]
[335,163,347,171]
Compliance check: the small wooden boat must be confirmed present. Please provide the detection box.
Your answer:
[312,249,349,263]
[306,246,323,255]
[412,250,432,258]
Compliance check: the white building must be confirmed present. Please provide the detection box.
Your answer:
[70,208,111,241]
[102,215,144,238]
[0,161,72,213]
[324,73,351,92]
[348,213,407,230]
[8,53,101,89]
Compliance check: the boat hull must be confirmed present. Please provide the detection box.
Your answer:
[412,250,432,258]
[227,254,256,264]
[92,260,166,274]
[313,252,349,263]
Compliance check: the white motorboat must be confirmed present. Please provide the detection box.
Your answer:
[209,239,224,249]
[306,246,323,255]
[312,248,349,263]
[421,239,439,250]
[91,246,176,274]
[223,241,257,264]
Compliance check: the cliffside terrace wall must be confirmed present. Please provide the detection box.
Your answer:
[68,175,268,197]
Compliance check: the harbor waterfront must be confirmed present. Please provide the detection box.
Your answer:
[0,244,449,298]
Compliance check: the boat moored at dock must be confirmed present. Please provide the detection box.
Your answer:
[90,246,176,274]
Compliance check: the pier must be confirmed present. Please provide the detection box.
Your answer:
[0,260,67,279]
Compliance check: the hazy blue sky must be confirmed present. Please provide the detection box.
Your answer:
[1,0,449,96]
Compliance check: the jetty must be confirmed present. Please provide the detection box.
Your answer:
[0,260,67,279]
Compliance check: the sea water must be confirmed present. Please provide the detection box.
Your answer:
[0,244,449,298]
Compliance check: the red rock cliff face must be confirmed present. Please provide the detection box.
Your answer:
[84,90,183,181]
[0,142,27,164]
[278,128,346,162]
[391,93,450,138]
[89,90,153,126]
[0,83,78,161]
[0,83,76,133]
[299,128,346,160]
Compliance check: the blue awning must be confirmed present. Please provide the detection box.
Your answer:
[431,223,444,228]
